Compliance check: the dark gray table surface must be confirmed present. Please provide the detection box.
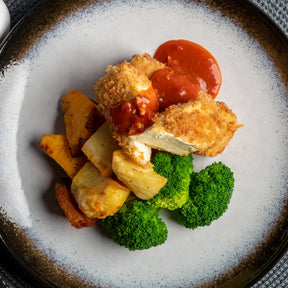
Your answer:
[0,0,288,287]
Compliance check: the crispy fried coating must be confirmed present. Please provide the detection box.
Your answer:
[95,54,241,160]
[94,54,164,116]
[130,53,165,78]
[152,92,242,156]
[95,61,150,116]
[94,54,165,166]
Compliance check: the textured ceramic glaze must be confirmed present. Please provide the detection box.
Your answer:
[0,0,288,287]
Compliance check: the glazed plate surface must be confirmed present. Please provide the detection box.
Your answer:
[1,0,288,287]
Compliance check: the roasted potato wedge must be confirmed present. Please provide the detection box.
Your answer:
[55,178,97,229]
[112,150,167,200]
[82,122,119,177]
[40,134,87,178]
[62,90,105,156]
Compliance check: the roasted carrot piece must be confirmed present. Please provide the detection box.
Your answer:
[40,134,87,178]
[62,90,105,157]
[55,178,98,229]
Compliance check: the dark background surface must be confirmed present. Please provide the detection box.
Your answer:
[0,0,288,287]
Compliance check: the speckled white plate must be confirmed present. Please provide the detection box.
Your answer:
[1,0,288,287]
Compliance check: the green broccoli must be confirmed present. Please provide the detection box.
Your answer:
[147,152,193,210]
[100,199,168,251]
[176,162,234,229]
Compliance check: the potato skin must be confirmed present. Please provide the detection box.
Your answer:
[71,162,130,219]
[62,90,105,157]
[40,134,87,178]
[55,178,98,229]
[112,150,167,200]
[81,122,119,177]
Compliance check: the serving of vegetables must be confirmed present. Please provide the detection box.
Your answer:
[40,89,235,251]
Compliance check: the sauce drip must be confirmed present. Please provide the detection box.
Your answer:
[107,40,222,134]
[150,67,201,111]
[151,39,222,111]
[108,87,158,135]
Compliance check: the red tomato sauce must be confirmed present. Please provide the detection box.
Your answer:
[108,87,158,135]
[150,67,201,111]
[107,40,221,134]
[151,39,222,111]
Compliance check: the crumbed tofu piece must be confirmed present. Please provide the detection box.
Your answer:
[129,131,195,156]
[94,61,151,116]
[94,54,164,166]
[130,92,242,157]
[94,54,165,117]
[129,53,165,78]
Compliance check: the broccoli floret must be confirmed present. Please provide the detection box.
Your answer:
[101,200,168,251]
[147,152,193,210]
[176,162,234,229]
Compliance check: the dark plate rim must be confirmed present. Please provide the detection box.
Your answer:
[0,0,288,287]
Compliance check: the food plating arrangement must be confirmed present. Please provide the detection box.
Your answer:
[40,39,242,250]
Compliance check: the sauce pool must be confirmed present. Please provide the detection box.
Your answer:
[107,40,222,134]
[108,87,158,135]
[151,39,222,111]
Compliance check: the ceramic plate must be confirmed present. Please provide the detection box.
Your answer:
[1,0,288,287]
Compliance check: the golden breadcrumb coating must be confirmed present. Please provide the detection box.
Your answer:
[95,54,241,161]
[94,61,150,116]
[94,54,165,166]
[152,92,243,156]
[94,54,165,117]
[129,53,165,78]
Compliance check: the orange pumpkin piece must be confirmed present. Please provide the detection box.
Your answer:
[55,178,97,229]
[62,90,105,157]
[40,134,87,178]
